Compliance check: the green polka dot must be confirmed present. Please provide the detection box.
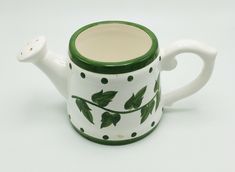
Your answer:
[103,135,109,140]
[80,128,84,132]
[151,121,155,127]
[69,63,72,70]
[127,75,133,81]
[101,78,108,84]
[80,72,85,78]
[149,67,153,73]
[131,132,137,137]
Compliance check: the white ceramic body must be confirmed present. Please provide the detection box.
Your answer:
[17,21,217,145]
[67,54,162,143]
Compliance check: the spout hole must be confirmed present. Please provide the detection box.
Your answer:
[29,47,33,51]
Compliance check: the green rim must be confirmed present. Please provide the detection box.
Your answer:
[70,122,159,145]
[69,21,159,74]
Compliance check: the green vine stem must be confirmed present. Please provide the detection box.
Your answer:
[72,91,159,114]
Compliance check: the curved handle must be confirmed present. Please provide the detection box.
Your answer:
[161,40,217,106]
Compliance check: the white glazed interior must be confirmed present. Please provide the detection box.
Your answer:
[75,23,152,62]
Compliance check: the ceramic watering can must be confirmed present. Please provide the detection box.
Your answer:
[17,21,216,145]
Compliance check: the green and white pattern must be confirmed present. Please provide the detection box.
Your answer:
[66,51,163,145]
[18,21,216,145]
[72,76,160,129]
[66,21,163,144]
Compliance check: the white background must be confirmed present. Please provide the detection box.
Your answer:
[0,0,234,171]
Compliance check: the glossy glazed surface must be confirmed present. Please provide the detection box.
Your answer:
[67,55,163,143]
[75,23,152,62]
[69,21,159,74]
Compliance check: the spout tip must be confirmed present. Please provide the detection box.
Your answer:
[17,36,47,63]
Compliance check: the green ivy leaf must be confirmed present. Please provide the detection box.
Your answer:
[155,89,161,111]
[124,86,147,110]
[101,112,121,129]
[112,114,121,126]
[140,99,155,124]
[76,98,94,124]
[154,76,161,111]
[154,76,160,93]
[101,112,113,128]
[92,90,117,107]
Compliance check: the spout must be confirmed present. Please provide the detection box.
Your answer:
[17,36,68,99]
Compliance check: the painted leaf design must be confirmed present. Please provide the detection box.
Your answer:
[140,99,155,124]
[154,76,161,111]
[76,98,94,124]
[92,90,117,107]
[100,112,113,128]
[124,86,147,110]
[155,88,161,111]
[101,112,121,128]
[154,76,160,93]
